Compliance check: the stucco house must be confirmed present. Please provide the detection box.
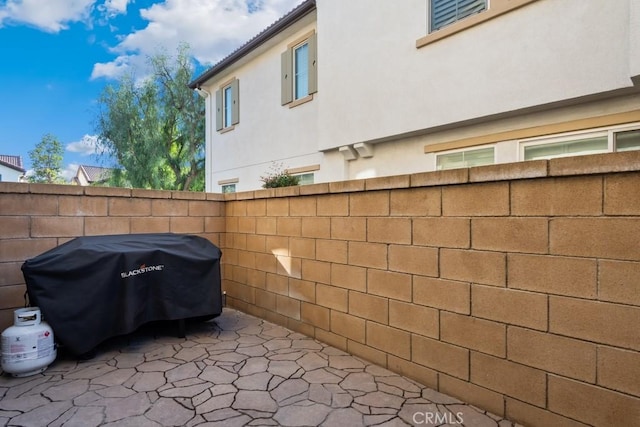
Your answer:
[72,165,112,186]
[190,0,640,193]
[0,155,26,182]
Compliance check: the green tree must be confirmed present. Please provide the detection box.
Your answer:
[95,43,205,191]
[28,134,65,184]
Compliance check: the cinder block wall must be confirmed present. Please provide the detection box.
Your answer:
[0,183,225,329]
[222,151,640,427]
[1,153,639,426]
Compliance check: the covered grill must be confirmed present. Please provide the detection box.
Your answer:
[22,233,222,356]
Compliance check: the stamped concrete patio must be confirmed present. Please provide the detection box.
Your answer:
[0,309,522,427]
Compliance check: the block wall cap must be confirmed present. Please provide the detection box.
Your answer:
[550,151,640,176]
[470,160,548,183]
[0,182,29,194]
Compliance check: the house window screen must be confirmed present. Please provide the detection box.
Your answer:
[431,0,487,31]
[615,129,640,152]
[524,136,608,161]
[437,147,494,170]
[216,78,239,131]
[296,173,314,185]
[294,43,309,100]
[223,85,233,128]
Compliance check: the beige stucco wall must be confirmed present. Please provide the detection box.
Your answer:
[317,0,637,149]
[201,0,640,191]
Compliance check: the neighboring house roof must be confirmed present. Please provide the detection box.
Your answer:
[189,0,316,89]
[77,165,111,183]
[0,155,25,173]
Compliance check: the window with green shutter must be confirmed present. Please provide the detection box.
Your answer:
[282,32,317,106]
[431,0,487,31]
[215,78,239,131]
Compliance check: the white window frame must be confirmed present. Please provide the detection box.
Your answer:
[519,123,640,161]
[435,145,495,170]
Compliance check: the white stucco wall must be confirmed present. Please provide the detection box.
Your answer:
[203,14,319,192]
[0,165,23,182]
[631,0,640,81]
[316,0,636,151]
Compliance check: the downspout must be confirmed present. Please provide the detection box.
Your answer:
[196,87,213,192]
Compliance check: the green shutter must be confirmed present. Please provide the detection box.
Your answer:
[231,78,240,125]
[215,88,223,131]
[308,33,317,95]
[281,48,293,105]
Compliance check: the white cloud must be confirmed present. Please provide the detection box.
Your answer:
[102,0,130,16]
[61,163,80,182]
[91,0,305,80]
[0,0,95,33]
[66,134,99,156]
[91,54,137,79]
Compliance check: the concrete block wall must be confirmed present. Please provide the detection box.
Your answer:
[1,152,639,426]
[0,183,225,329]
[222,151,640,427]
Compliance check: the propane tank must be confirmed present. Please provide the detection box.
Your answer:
[1,307,56,377]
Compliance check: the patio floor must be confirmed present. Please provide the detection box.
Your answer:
[0,308,522,426]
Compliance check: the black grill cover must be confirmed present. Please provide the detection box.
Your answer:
[22,233,222,356]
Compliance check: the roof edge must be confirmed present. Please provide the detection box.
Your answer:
[0,160,25,173]
[189,0,316,89]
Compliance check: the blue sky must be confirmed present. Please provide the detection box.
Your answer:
[0,0,302,180]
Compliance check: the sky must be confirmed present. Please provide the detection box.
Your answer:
[0,0,303,180]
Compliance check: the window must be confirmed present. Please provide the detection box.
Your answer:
[615,129,640,152]
[221,183,236,193]
[223,85,233,128]
[523,135,608,161]
[431,0,486,31]
[436,146,494,170]
[282,32,317,106]
[295,172,314,185]
[215,78,239,131]
[522,125,640,161]
[294,43,309,100]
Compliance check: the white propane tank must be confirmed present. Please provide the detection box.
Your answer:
[1,307,56,377]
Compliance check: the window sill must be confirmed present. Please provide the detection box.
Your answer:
[416,0,538,49]
[289,94,314,109]
[219,125,236,134]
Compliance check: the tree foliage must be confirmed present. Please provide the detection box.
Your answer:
[95,44,205,191]
[28,134,65,184]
